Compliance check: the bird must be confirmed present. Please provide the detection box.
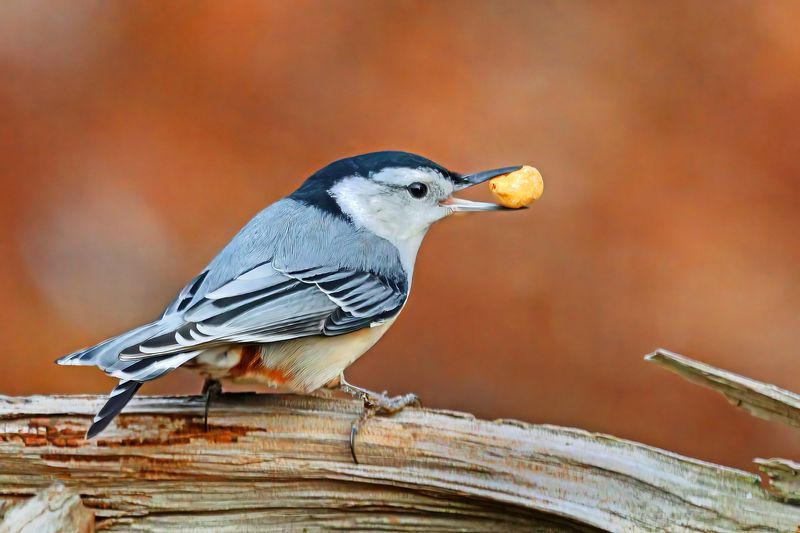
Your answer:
[57,151,523,456]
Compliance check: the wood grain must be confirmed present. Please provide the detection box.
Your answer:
[646,348,800,429]
[0,392,797,532]
[0,483,93,533]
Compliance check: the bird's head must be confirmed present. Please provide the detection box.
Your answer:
[290,151,521,258]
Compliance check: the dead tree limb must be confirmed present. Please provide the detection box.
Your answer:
[646,348,800,428]
[0,351,797,532]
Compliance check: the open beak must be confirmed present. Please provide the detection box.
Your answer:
[441,165,522,212]
[440,197,511,212]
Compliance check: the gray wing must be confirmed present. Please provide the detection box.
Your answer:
[119,199,408,360]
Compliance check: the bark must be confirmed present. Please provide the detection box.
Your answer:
[0,483,93,533]
[0,350,796,532]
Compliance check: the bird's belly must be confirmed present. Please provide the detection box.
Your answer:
[189,319,395,392]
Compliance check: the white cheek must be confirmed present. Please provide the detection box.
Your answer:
[330,178,439,273]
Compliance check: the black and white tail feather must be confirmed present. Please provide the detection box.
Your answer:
[85,380,142,438]
[56,318,210,438]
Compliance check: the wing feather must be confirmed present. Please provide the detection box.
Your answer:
[119,260,405,361]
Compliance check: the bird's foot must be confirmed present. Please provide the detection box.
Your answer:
[201,378,222,432]
[338,373,421,464]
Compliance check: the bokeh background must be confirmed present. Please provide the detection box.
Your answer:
[1,0,798,470]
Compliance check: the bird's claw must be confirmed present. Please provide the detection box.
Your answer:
[347,387,421,464]
[201,378,222,432]
[349,401,377,464]
[372,392,421,413]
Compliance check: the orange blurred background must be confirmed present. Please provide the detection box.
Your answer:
[1,1,798,470]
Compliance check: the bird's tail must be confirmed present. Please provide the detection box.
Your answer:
[56,320,167,370]
[86,380,143,439]
[57,320,206,438]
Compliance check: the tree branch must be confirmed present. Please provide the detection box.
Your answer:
[0,390,797,532]
[645,348,800,429]
[755,458,800,504]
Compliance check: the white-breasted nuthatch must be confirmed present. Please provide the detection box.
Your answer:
[57,151,523,445]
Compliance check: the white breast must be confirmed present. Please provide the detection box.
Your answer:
[189,319,397,392]
[260,318,396,392]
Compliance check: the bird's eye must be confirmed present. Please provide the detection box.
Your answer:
[407,182,428,199]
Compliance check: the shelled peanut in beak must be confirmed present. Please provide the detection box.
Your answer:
[488,166,544,208]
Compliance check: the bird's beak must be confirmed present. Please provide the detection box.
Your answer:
[440,197,511,212]
[453,166,522,191]
[441,165,523,212]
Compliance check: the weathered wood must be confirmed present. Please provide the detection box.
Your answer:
[0,392,797,532]
[645,348,800,429]
[0,483,94,533]
[756,458,800,504]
